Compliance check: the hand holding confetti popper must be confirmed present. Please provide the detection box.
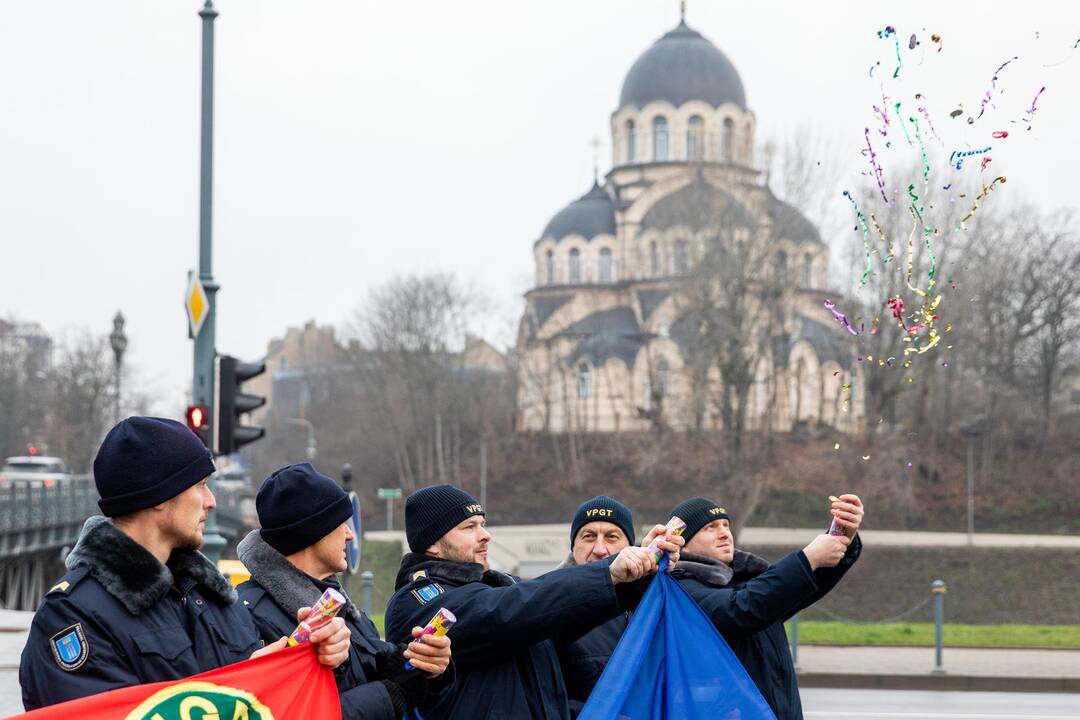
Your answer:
[647,516,687,564]
[405,607,456,671]
[288,587,346,646]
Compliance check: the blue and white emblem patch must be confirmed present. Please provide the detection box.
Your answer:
[410,582,444,605]
[50,623,88,671]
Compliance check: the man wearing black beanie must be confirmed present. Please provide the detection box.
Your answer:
[555,495,640,717]
[237,463,453,720]
[19,417,351,711]
[385,484,684,720]
[668,494,864,720]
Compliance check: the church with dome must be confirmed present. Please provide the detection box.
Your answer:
[515,11,862,434]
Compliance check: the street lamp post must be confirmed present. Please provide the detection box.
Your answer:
[109,311,127,425]
[285,418,317,460]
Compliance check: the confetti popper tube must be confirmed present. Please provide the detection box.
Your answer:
[647,516,687,563]
[827,495,845,536]
[405,607,456,670]
[287,587,346,647]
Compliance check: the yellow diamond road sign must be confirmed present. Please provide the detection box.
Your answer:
[186,274,209,338]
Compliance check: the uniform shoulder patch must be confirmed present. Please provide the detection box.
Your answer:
[46,566,88,596]
[410,582,444,606]
[411,569,428,582]
[50,623,89,671]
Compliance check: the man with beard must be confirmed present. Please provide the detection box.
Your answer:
[668,495,864,720]
[554,495,637,717]
[19,417,351,710]
[385,484,683,720]
[237,463,453,720]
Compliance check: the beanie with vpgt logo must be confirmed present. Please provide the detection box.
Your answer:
[670,497,732,543]
[405,484,486,553]
[570,495,635,548]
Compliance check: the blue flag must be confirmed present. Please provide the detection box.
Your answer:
[579,559,776,720]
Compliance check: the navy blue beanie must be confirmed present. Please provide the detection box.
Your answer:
[94,416,216,517]
[257,463,352,556]
[570,496,635,548]
[670,497,732,543]
[405,484,485,553]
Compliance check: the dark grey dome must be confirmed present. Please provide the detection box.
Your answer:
[541,182,616,241]
[619,21,746,110]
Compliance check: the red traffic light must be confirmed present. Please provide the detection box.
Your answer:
[186,405,208,430]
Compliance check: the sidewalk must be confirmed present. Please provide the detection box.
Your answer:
[796,644,1080,692]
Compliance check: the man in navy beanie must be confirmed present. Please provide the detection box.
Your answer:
[19,417,351,711]
[669,495,864,720]
[555,496,645,717]
[385,484,684,720]
[238,463,452,720]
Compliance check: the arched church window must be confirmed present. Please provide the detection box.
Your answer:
[599,248,613,283]
[656,359,669,397]
[687,116,704,160]
[774,250,788,282]
[721,118,735,162]
[650,241,660,277]
[801,254,813,288]
[626,119,636,163]
[653,116,669,161]
[545,250,555,285]
[674,240,689,274]
[577,363,591,399]
[569,248,582,283]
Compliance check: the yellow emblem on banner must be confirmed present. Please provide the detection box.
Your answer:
[124,681,273,720]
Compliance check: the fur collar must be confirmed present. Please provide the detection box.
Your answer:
[65,515,237,615]
[669,550,771,587]
[237,530,361,623]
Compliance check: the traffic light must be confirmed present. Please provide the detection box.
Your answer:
[213,354,266,455]
[186,404,210,448]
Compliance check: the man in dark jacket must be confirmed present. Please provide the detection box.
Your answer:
[237,463,452,720]
[384,484,683,720]
[555,495,638,717]
[19,417,350,710]
[669,495,864,720]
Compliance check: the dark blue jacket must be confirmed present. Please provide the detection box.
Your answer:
[671,536,862,720]
[385,552,640,720]
[235,528,449,720]
[552,556,627,718]
[19,517,262,711]
[558,613,627,718]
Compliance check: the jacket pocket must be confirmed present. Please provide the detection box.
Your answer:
[132,628,194,660]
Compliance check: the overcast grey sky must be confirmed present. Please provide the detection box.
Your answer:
[2,1,1078,411]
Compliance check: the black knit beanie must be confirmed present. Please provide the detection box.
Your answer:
[405,484,485,553]
[94,416,216,517]
[670,497,732,543]
[570,496,635,548]
[257,463,352,556]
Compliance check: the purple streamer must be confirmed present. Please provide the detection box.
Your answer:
[824,299,860,336]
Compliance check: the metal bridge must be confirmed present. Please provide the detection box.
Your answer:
[0,477,256,611]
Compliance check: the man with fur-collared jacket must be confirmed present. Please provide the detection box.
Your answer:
[668,495,864,720]
[19,417,351,711]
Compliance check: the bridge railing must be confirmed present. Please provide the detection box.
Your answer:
[0,477,99,556]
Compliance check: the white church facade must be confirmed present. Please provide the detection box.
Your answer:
[516,14,862,434]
